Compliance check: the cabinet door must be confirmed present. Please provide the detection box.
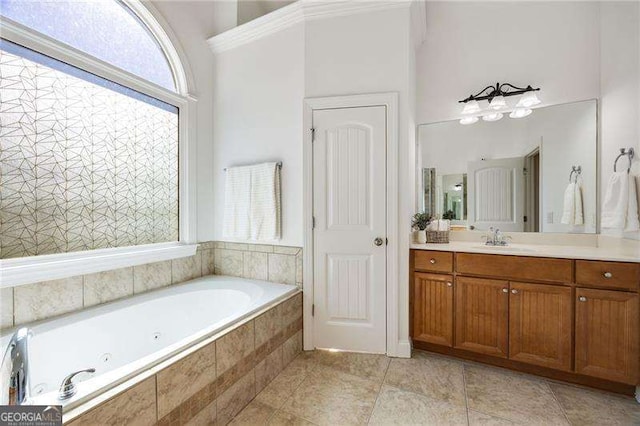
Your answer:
[575,288,639,384]
[509,282,572,371]
[455,277,509,357]
[413,272,454,346]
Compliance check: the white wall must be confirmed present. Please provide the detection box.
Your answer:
[149,0,224,242]
[237,0,294,25]
[600,1,640,240]
[416,1,600,124]
[211,25,305,246]
[417,1,639,240]
[306,7,416,352]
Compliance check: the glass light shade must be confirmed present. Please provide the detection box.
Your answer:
[482,112,503,122]
[509,108,533,119]
[489,95,507,110]
[459,115,479,125]
[516,91,541,108]
[461,100,481,115]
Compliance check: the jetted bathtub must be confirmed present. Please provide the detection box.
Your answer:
[0,275,298,410]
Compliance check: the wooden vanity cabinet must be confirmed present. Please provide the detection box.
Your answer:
[411,249,640,394]
[508,282,573,371]
[575,288,639,384]
[413,272,454,346]
[454,277,509,357]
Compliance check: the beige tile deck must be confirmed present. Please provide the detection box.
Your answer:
[229,349,640,425]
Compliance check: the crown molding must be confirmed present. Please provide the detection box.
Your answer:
[207,0,422,54]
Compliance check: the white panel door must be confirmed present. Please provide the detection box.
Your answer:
[468,157,525,232]
[312,106,386,353]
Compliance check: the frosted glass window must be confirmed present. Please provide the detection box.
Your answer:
[0,40,179,259]
[0,0,175,91]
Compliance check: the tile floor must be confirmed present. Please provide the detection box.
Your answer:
[229,349,640,425]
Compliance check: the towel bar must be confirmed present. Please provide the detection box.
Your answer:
[224,162,282,171]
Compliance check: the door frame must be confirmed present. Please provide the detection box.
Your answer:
[302,92,399,355]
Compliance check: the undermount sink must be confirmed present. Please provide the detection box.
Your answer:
[473,245,537,253]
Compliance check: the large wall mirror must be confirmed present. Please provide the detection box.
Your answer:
[418,100,597,233]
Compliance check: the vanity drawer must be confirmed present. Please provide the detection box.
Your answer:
[576,260,640,291]
[456,253,573,284]
[414,250,453,273]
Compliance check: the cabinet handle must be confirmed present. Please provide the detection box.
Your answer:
[579,296,587,302]
[446,282,453,287]
[511,289,519,294]
[502,288,509,293]
[603,272,613,279]
[430,258,436,264]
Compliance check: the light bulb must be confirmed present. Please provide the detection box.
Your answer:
[516,91,541,108]
[461,100,481,115]
[509,108,532,119]
[459,115,479,125]
[489,95,506,110]
[482,112,503,122]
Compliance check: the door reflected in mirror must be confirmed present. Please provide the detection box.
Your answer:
[418,100,597,233]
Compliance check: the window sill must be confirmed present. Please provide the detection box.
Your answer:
[0,243,198,288]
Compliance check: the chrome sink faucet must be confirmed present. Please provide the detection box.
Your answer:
[1,327,32,405]
[482,227,511,246]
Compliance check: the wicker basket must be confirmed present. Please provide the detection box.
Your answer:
[426,230,450,244]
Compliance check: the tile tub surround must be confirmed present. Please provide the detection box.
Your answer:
[213,242,303,288]
[229,349,640,425]
[1,241,301,332]
[64,292,303,425]
[0,243,215,331]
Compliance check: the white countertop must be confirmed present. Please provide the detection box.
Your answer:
[410,241,640,263]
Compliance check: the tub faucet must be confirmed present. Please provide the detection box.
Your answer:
[58,368,96,400]
[1,327,32,405]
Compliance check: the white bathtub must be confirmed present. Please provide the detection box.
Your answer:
[0,276,297,410]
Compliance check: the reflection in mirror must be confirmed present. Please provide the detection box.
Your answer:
[417,100,597,233]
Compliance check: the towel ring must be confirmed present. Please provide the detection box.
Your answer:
[613,148,634,173]
[569,165,581,183]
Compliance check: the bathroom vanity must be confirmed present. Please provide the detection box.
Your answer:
[410,244,640,394]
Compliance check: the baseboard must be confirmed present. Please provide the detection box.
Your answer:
[391,340,412,358]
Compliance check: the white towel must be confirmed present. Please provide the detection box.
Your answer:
[602,172,639,231]
[438,219,450,231]
[223,162,281,241]
[626,175,639,232]
[561,182,584,226]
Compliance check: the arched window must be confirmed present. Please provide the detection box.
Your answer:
[0,0,176,90]
[0,0,193,269]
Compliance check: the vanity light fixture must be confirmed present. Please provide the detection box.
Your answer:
[483,112,503,122]
[489,95,507,110]
[509,108,532,119]
[516,91,541,108]
[460,115,479,125]
[458,82,541,125]
[461,100,481,115]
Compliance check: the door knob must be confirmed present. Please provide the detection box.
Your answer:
[603,272,613,279]
[511,289,519,294]
[374,237,384,246]
[579,296,587,302]
[502,288,509,293]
